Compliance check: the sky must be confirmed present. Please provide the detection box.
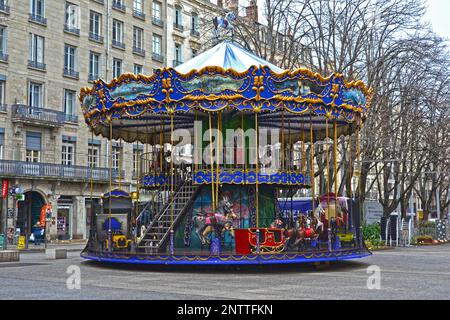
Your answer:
[425,0,450,40]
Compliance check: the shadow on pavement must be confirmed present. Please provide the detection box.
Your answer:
[80,259,371,274]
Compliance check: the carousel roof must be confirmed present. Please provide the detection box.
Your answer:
[175,40,284,74]
[79,40,372,144]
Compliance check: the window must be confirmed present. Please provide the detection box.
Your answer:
[152,1,161,19]
[0,129,4,160]
[192,49,197,58]
[65,2,79,30]
[26,132,41,163]
[112,19,124,45]
[0,80,5,105]
[89,11,102,37]
[174,43,182,64]
[88,143,100,168]
[133,146,143,175]
[64,44,77,74]
[64,89,76,116]
[152,34,161,55]
[134,64,142,75]
[62,141,75,166]
[0,26,7,58]
[89,52,100,80]
[28,82,43,108]
[191,13,198,32]
[112,144,122,170]
[29,34,44,66]
[30,0,45,17]
[112,58,122,78]
[174,6,182,27]
[133,27,143,50]
[133,0,143,13]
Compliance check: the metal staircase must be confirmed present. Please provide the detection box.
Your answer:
[137,177,199,252]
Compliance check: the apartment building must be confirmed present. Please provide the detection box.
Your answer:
[0,0,170,241]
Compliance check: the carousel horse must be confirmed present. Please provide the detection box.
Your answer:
[193,196,237,245]
[284,214,322,250]
[212,12,236,39]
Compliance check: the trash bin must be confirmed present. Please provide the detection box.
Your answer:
[0,234,5,250]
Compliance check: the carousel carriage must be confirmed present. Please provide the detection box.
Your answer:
[79,40,372,265]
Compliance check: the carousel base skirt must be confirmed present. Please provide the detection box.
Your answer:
[81,248,371,266]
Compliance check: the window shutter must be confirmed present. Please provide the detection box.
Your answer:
[26,132,42,151]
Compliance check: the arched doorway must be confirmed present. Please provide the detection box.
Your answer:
[17,191,46,236]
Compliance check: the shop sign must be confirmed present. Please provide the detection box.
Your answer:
[1,180,8,198]
[40,204,52,227]
[7,208,14,219]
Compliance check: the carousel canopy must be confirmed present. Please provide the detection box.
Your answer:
[80,40,372,144]
[175,40,284,73]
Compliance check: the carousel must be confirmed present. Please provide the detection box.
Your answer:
[79,39,373,265]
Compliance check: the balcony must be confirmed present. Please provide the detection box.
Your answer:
[190,30,200,38]
[173,60,183,67]
[28,60,46,71]
[29,13,47,26]
[112,1,126,12]
[89,32,104,43]
[91,0,104,4]
[63,68,79,79]
[0,160,122,183]
[133,9,145,20]
[152,52,164,63]
[173,23,184,32]
[88,73,99,82]
[0,52,8,62]
[133,46,145,56]
[64,24,80,36]
[152,17,163,28]
[0,2,9,14]
[0,104,6,113]
[11,104,77,128]
[112,40,125,50]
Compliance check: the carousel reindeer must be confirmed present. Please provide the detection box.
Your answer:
[193,195,237,246]
[212,12,236,40]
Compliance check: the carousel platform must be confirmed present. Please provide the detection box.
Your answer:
[80,248,371,266]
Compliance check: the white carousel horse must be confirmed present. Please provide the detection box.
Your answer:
[212,12,236,39]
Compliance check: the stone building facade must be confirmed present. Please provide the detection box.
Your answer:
[0,0,171,241]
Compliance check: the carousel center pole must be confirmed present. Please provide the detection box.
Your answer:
[325,116,332,252]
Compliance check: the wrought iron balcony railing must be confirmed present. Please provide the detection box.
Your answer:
[88,73,99,82]
[29,13,47,25]
[112,40,125,50]
[173,60,183,67]
[0,52,8,61]
[63,68,79,79]
[190,30,200,38]
[64,24,80,35]
[0,2,9,14]
[28,60,46,70]
[133,9,145,20]
[133,46,145,56]
[152,52,164,63]
[152,17,163,27]
[11,104,78,127]
[112,1,126,12]
[89,32,104,43]
[0,160,121,183]
[173,23,184,31]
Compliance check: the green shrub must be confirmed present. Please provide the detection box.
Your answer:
[363,223,381,242]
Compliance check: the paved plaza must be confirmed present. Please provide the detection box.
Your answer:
[0,245,449,300]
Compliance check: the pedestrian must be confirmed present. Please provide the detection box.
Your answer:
[32,221,43,246]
